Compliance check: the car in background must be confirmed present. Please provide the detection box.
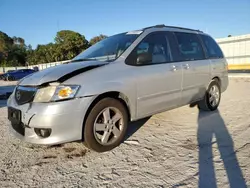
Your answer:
[7,70,15,73]
[0,70,13,80]
[1,69,36,81]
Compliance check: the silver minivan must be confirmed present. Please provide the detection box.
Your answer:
[7,25,228,152]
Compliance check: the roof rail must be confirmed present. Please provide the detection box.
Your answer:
[143,24,203,33]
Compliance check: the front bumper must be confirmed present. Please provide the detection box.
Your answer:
[7,94,95,145]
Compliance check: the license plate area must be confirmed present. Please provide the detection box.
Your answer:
[8,107,24,136]
[8,107,21,124]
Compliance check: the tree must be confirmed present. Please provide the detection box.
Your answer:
[89,34,108,45]
[55,30,89,59]
[1,29,93,66]
[0,31,29,66]
[7,45,27,66]
[13,36,25,46]
[8,36,27,66]
[0,31,14,66]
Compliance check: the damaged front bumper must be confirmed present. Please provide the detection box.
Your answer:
[7,93,95,145]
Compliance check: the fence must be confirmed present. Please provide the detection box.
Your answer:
[0,60,70,74]
[216,34,250,70]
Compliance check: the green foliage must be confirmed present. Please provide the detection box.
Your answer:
[7,45,27,66]
[27,30,90,65]
[0,31,27,66]
[89,34,108,45]
[0,30,108,66]
[55,30,89,60]
[13,36,25,46]
[0,31,12,66]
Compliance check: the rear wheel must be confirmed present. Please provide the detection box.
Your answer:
[198,80,221,111]
[84,98,128,152]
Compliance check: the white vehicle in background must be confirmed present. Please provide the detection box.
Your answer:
[7,25,228,152]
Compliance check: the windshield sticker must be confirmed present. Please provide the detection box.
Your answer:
[126,30,143,35]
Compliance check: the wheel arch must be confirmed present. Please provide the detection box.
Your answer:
[81,91,131,141]
[206,76,221,90]
[212,76,221,86]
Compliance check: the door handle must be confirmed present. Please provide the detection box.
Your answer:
[171,65,177,72]
[183,64,190,69]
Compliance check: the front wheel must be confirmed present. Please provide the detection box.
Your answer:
[84,98,128,152]
[198,80,221,111]
[7,76,15,81]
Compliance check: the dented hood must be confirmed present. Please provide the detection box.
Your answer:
[19,61,108,86]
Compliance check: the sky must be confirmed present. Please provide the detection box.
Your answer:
[0,0,250,48]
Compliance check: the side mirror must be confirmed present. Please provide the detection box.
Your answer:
[136,53,152,65]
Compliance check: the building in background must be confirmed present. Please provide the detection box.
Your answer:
[216,34,250,70]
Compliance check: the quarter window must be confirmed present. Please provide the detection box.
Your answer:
[200,35,224,58]
[174,32,205,61]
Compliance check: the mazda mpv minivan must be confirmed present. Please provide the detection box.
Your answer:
[7,25,228,152]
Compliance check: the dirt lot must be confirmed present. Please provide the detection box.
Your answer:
[0,78,250,187]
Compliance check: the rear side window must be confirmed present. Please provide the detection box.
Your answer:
[174,32,205,61]
[200,35,224,58]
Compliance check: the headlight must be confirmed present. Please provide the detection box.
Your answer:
[52,85,80,101]
[33,85,80,103]
[33,85,57,102]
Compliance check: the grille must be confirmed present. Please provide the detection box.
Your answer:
[15,86,37,105]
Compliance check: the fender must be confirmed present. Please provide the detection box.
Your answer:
[76,81,137,120]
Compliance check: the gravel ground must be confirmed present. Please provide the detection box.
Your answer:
[0,78,250,187]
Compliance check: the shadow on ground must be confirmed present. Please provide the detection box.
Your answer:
[197,110,247,188]
[124,117,150,141]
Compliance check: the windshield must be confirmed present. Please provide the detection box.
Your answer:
[72,32,142,62]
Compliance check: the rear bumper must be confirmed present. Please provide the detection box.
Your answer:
[7,95,95,145]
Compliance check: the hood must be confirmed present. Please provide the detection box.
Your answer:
[19,61,108,86]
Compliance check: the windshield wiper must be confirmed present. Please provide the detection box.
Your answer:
[70,58,97,63]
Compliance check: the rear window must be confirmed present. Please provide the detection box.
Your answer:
[200,35,224,59]
[174,32,205,61]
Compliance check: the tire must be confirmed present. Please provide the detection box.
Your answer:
[198,80,221,111]
[84,98,128,152]
[7,76,15,81]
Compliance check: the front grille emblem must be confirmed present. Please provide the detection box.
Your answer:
[16,90,21,101]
